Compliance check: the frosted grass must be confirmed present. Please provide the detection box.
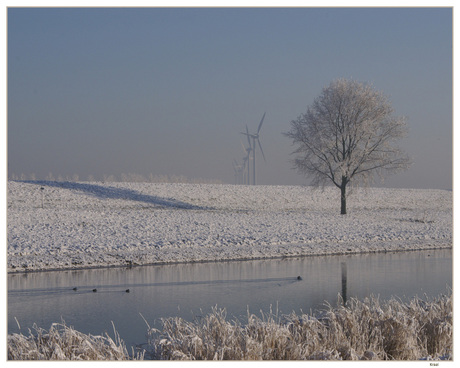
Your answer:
[147,292,453,361]
[7,320,144,360]
[8,292,451,360]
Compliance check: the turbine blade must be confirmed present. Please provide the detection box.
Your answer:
[240,139,247,153]
[245,125,251,147]
[240,132,252,149]
[257,112,266,134]
[257,138,266,162]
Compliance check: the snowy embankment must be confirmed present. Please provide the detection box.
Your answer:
[7,181,452,273]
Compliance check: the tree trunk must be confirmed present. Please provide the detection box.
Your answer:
[340,178,347,215]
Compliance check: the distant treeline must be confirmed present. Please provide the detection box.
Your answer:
[8,173,223,184]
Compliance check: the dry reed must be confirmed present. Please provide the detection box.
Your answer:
[147,292,452,361]
[8,292,452,360]
[7,320,143,360]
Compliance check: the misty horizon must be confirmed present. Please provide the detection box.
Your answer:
[7,7,453,190]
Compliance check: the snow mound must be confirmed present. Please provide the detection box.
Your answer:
[7,181,452,272]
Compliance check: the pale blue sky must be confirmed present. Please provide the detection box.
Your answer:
[7,7,452,189]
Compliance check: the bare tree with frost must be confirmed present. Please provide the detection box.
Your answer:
[284,79,411,214]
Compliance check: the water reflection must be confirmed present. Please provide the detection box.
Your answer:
[341,262,347,304]
[8,249,452,351]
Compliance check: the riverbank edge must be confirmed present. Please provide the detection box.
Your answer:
[7,240,452,274]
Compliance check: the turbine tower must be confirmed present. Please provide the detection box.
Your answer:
[232,160,241,184]
[241,113,266,185]
[241,138,252,185]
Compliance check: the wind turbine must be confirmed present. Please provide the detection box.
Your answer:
[241,138,252,185]
[236,159,247,185]
[241,113,266,185]
[232,160,241,184]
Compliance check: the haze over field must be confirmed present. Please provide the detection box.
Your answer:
[7,7,452,190]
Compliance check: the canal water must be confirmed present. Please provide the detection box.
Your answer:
[8,249,452,352]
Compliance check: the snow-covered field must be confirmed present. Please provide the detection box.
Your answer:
[7,181,452,273]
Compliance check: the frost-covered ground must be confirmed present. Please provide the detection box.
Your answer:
[7,181,452,273]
